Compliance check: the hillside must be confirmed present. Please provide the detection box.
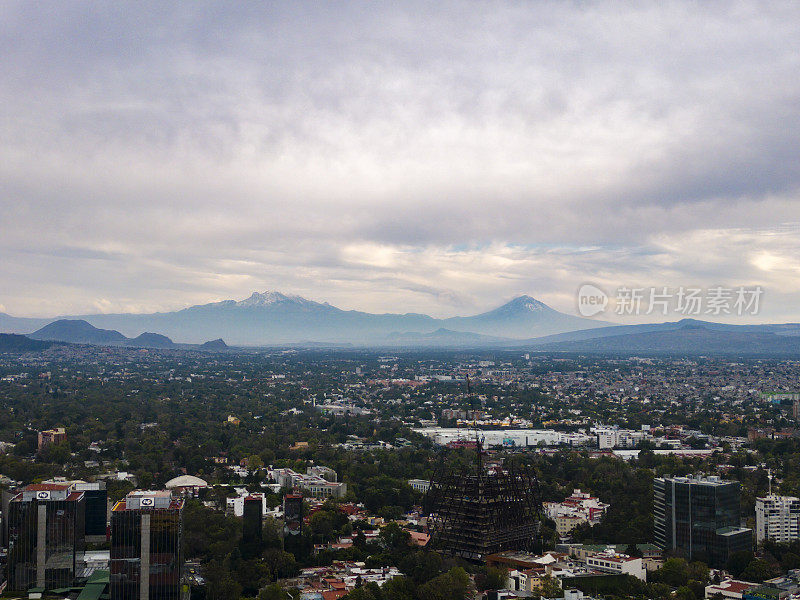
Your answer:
[538,323,800,356]
[0,333,54,353]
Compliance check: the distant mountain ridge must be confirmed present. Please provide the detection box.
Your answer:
[385,328,509,347]
[200,338,229,351]
[536,322,800,356]
[12,291,608,345]
[27,319,224,350]
[3,291,800,353]
[0,333,55,353]
[30,319,128,345]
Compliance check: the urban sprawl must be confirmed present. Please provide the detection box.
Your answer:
[1,346,800,600]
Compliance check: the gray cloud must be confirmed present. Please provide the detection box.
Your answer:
[1,1,799,320]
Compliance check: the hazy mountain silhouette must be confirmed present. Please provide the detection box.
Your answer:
[30,320,176,348]
[0,333,55,353]
[537,322,800,355]
[30,319,128,344]
[5,292,800,351]
[200,338,229,351]
[13,291,608,344]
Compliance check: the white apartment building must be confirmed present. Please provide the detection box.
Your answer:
[591,425,650,449]
[544,489,609,536]
[271,467,348,498]
[413,428,594,448]
[584,551,646,581]
[755,495,800,543]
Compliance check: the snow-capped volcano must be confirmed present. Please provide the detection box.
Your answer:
[235,291,313,307]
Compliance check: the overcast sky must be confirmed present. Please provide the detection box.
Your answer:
[2,1,799,322]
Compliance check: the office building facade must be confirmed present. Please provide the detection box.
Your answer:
[756,496,800,543]
[6,484,86,592]
[283,493,303,537]
[72,481,108,541]
[110,490,184,600]
[654,476,752,567]
[242,495,263,543]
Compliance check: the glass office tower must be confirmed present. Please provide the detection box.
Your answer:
[72,482,108,540]
[110,491,184,600]
[654,476,752,567]
[6,485,86,592]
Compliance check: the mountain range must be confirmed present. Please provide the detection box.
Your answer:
[0,292,609,345]
[2,291,800,355]
[534,321,800,355]
[29,320,180,349]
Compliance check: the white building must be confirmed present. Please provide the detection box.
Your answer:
[591,425,650,449]
[271,467,347,498]
[755,495,800,543]
[412,428,593,448]
[583,551,646,581]
[543,489,609,536]
[409,479,430,493]
[703,579,758,599]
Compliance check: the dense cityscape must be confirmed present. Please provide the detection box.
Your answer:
[1,345,800,599]
[4,1,799,599]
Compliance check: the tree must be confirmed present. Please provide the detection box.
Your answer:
[687,561,709,584]
[538,575,563,599]
[782,552,800,571]
[204,559,243,600]
[727,550,754,578]
[399,551,442,584]
[382,576,415,600]
[475,566,507,592]
[675,585,695,600]
[236,559,270,596]
[259,584,291,600]
[416,567,469,600]
[380,523,411,553]
[740,558,779,583]
[645,582,672,600]
[656,558,689,587]
[344,583,384,600]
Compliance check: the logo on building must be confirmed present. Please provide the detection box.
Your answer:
[36,491,51,500]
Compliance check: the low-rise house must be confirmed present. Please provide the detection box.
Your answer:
[704,579,759,599]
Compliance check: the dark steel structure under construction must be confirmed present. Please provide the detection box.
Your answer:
[423,457,542,561]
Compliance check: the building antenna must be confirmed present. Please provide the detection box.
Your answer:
[768,467,773,496]
[467,375,483,472]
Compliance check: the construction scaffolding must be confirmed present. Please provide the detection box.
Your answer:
[423,457,542,561]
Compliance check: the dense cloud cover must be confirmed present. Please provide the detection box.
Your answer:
[1,1,799,321]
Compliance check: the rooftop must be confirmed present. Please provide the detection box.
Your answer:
[657,475,736,486]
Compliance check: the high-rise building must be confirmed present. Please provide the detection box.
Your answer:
[37,478,108,541]
[110,490,184,600]
[756,496,800,543]
[71,481,108,541]
[242,494,264,547]
[6,484,86,592]
[282,493,304,555]
[654,476,752,567]
[283,493,303,537]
